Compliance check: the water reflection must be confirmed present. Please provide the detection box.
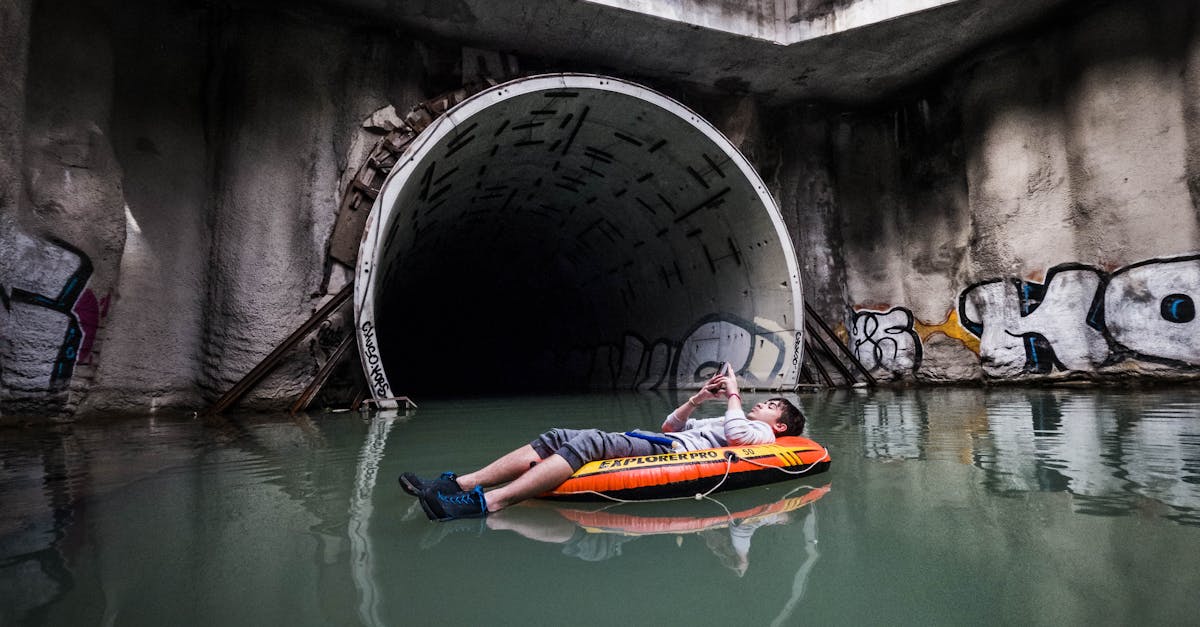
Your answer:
[861,393,926,460]
[348,412,403,627]
[0,411,375,625]
[2,387,1199,626]
[485,484,827,575]
[811,387,1200,525]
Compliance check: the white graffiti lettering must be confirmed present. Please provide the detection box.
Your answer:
[960,256,1200,375]
[564,315,791,390]
[1105,258,1200,365]
[960,267,1108,376]
[0,231,93,390]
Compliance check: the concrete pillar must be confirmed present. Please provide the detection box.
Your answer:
[1,0,126,414]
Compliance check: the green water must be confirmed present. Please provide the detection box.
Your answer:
[3,388,1199,626]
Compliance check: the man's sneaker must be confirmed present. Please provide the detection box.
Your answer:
[419,485,488,521]
[399,472,461,498]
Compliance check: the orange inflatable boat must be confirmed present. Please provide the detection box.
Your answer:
[542,436,831,502]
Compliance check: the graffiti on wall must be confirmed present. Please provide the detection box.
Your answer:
[0,233,104,390]
[848,306,979,375]
[570,314,791,390]
[959,256,1200,376]
[850,307,922,373]
[847,255,1200,378]
[72,287,111,366]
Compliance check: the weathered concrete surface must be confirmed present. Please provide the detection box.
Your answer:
[0,0,33,413]
[4,0,1200,418]
[1,1,437,417]
[840,0,1200,383]
[84,1,211,413]
[580,0,960,44]
[338,0,1075,104]
[770,106,849,325]
[0,0,31,211]
[1,0,126,415]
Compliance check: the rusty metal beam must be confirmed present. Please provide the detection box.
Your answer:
[805,319,856,384]
[204,283,353,415]
[803,339,835,386]
[289,333,355,415]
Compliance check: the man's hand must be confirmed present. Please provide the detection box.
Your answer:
[722,363,740,398]
[694,371,728,403]
[666,363,739,432]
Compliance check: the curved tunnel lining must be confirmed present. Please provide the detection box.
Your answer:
[355,74,803,405]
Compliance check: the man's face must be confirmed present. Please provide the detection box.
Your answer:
[747,399,787,433]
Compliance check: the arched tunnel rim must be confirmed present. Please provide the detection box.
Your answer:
[354,74,804,406]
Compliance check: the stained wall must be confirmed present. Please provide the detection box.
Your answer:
[1,0,432,415]
[3,0,1199,418]
[802,0,1200,384]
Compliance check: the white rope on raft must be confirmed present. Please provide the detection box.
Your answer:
[571,448,832,505]
[741,449,832,475]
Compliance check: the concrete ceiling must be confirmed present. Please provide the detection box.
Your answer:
[320,0,1080,104]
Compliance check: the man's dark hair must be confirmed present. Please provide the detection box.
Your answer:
[770,397,805,436]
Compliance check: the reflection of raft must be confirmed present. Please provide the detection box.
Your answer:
[542,436,831,501]
[555,484,831,536]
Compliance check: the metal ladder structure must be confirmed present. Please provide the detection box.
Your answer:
[799,303,877,389]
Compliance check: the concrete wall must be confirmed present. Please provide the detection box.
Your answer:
[580,0,960,44]
[3,0,1200,418]
[1,0,434,416]
[1,0,126,415]
[820,0,1200,384]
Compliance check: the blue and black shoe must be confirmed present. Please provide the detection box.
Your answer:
[420,485,488,522]
[399,472,461,498]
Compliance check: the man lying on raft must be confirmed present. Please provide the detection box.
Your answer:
[400,364,806,522]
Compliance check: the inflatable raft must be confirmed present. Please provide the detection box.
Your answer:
[542,436,831,502]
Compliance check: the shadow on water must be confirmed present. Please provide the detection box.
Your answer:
[2,386,1199,625]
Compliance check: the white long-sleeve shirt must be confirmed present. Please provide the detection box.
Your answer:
[659,408,776,450]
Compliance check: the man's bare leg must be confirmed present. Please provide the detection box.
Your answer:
[483,454,574,512]
[455,444,543,490]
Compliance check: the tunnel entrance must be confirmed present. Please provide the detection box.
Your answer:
[354,74,803,402]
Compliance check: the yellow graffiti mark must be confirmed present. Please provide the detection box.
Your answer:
[913,309,980,354]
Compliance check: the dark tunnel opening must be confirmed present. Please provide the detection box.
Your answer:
[355,75,804,404]
[378,245,601,395]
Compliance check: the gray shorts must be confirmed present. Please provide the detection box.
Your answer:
[530,428,672,471]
